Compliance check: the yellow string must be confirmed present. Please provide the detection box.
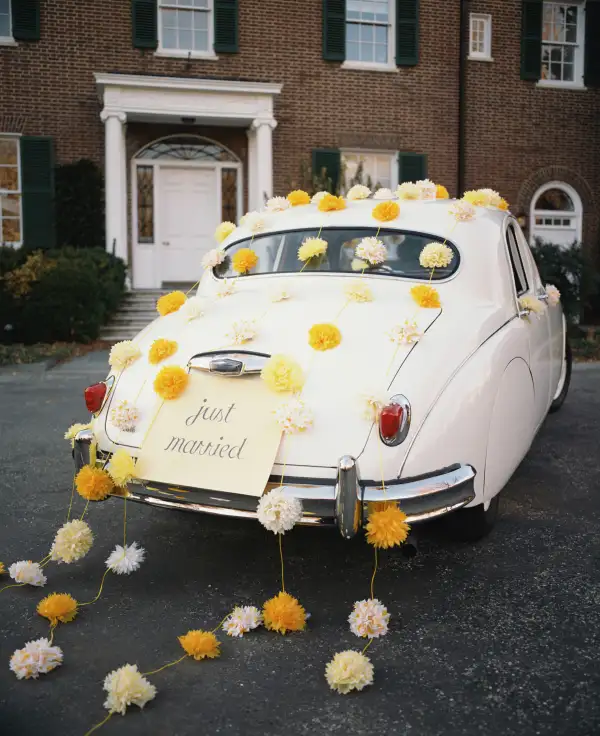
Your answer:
[334,300,350,322]
[212,612,231,634]
[0,582,25,594]
[66,479,76,521]
[79,499,90,521]
[185,276,202,296]
[142,654,188,677]
[83,712,113,736]
[370,548,378,600]
[385,343,401,376]
[133,378,147,405]
[141,400,165,447]
[362,638,374,655]
[279,533,285,593]
[123,496,127,547]
[48,624,56,646]
[80,567,111,607]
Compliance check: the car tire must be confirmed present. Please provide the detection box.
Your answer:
[549,339,572,413]
[443,493,500,543]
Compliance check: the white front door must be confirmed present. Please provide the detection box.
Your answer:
[159,166,218,285]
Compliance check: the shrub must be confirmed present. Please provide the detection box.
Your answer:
[0,248,125,344]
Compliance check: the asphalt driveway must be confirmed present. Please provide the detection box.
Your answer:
[0,353,599,736]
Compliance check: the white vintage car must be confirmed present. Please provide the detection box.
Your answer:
[74,197,570,542]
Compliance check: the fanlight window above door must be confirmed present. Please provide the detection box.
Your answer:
[135,135,239,162]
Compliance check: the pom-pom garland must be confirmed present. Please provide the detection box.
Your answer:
[223,606,263,637]
[266,196,291,213]
[263,591,307,634]
[10,638,63,680]
[103,664,157,715]
[317,193,346,212]
[308,323,342,351]
[214,221,236,243]
[257,488,303,534]
[156,291,187,317]
[178,630,221,660]
[107,448,137,487]
[365,505,410,549]
[372,201,400,222]
[106,543,145,575]
[325,650,374,694]
[298,236,328,263]
[148,338,178,365]
[410,284,441,309]
[109,341,141,371]
[50,519,93,564]
[153,365,189,400]
[349,598,390,638]
[75,465,114,501]
[232,248,259,274]
[9,560,46,587]
[287,189,311,206]
[346,184,371,201]
[419,242,454,270]
[37,593,78,626]
[261,354,305,393]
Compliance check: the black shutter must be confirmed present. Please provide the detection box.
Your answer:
[398,152,427,183]
[521,0,543,81]
[214,0,238,52]
[396,0,419,66]
[584,0,600,88]
[131,0,157,49]
[12,0,40,41]
[323,0,346,61]
[20,137,56,250]
[312,149,341,193]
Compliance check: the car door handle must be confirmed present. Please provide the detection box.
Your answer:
[162,241,170,246]
[537,291,549,302]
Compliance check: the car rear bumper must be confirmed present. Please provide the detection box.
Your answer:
[74,431,476,539]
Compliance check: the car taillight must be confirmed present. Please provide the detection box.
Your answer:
[379,404,404,439]
[84,382,108,413]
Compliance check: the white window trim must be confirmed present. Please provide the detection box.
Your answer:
[537,0,586,89]
[156,0,218,60]
[0,132,23,248]
[343,0,396,71]
[341,149,399,193]
[468,13,493,61]
[529,180,582,246]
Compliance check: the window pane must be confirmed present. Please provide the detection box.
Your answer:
[374,42,387,63]
[0,16,9,37]
[0,166,18,190]
[221,168,238,223]
[361,42,374,61]
[1,193,19,216]
[136,166,154,243]
[177,8,193,28]
[347,40,360,60]
[162,26,177,47]
[347,23,359,42]
[179,28,192,49]
[535,187,574,211]
[194,30,208,50]
[0,138,17,166]
[2,218,20,243]
[362,24,373,42]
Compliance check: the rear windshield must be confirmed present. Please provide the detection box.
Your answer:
[216,228,459,280]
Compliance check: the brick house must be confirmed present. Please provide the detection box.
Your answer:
[0,0,598,290]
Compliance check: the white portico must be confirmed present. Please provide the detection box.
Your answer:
[95,73,281,288]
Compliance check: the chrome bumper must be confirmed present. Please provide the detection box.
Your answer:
[73,432,476,539]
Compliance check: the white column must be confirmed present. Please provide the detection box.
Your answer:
[246,126,257,213]
[100,110,128,266]
[252,116,277,207]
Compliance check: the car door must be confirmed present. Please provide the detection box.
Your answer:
[505,221,552,426]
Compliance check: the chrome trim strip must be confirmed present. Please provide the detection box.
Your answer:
[187,350,271,377]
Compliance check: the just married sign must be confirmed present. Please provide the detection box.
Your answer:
[137,373,283,496]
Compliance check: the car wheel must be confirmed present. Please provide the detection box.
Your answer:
[549,339,572,413]
[443,493,500,543]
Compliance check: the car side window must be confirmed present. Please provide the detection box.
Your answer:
[506,224,529,296]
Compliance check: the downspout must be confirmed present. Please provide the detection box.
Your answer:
[458,0,469,196]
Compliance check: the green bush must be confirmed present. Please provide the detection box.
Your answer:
[0,247,125,344]
[530,240,600,323]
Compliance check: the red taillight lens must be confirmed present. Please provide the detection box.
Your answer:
[379,404,403,439]
[84,382,107,413]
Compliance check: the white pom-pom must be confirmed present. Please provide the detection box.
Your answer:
[106,542,145,575]
[8,560,46,587]
[256,488,303,534]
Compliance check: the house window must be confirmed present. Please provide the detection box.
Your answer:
[158,0,212,54]
[0,136,21,245]
[530,181,582,245]
[346,0,394,67]
[342,151,397,192]
[541,2,585,85]
[469,13,492,60]
[136,166,154,244]
[0,0,11,40]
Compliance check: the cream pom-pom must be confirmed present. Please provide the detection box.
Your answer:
[351,258,368,272]
[419,241,454,269]
[214,221,236,243]
[50,519,93,564]
[202,248,226,270]
[373,187,394,200]
[180,296,204,321]
[265,196,291,213]
[64,422,92,447]
[107,448,137,487]
[103,664,157,715]
[273,398,314,434]
[325,650,374,694]
[109,400,140,432]
[240,211,265,233]
[109,341,141,371]
[311,191,328,204]
[478,188,502,207]
[388,320,423,345]
[349,598,390,638]
[345,280,373,303]
[519,295,546,318]
[355,237,387,265]
[226,318,257,345]
[10,638,63,680]
[106,542,145,575]
[416,179,437,200]
[450,200,476,222]
[396,182,420,200]
[346,184,371,201]
[257,488,303,534]
[545,284,561,306]
[9,560,46,587]
[223,606,263,637]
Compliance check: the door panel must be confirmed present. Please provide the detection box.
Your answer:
[159,166,218,285]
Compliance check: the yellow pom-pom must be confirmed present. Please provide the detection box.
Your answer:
[462,190,487,207]
[232,247,259,274]
[157,290,187,317]
[0,562,5,575]
[215,221,236,243]
[37,593,78,626]
[75,465,113,501]
[261,354,305,393]
[178,630,221,660]
[263,591,306,634]
[498,198,509,211]
[153,365,189,400]
[308,323,342,351]
[372,201,400,222]
[436,184,449,199]
[410,284,441,309]
[108,448,137,487]
[297,237,328,263]
[148,338,178,365]
[317,193,346,212]
[287,190,310,206]
[365,505,410,549]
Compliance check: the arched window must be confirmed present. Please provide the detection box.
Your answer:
[530,181,582,246]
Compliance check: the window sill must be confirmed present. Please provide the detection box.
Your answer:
[467,55,493,62]
[536,80,586,91]
[0,37,17,47]
[154,49,219,61]
[341,61,398,73]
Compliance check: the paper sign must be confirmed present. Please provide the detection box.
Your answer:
[136,372,283,496]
